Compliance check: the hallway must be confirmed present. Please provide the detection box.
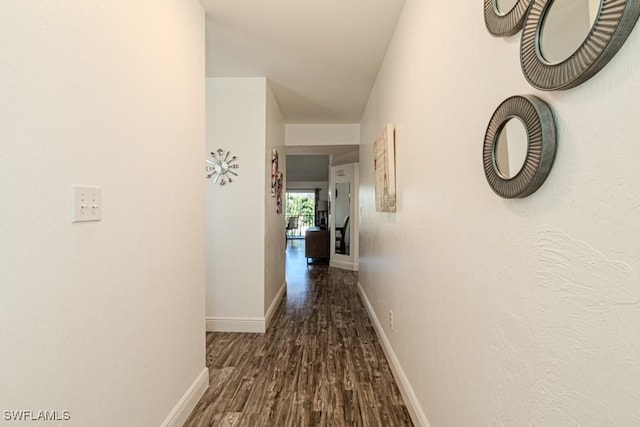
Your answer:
[184,241,412,426]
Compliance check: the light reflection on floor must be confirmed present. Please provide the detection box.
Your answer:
[285,239,328,308]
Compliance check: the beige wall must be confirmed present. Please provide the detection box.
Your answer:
[359,0,640,425]
[206,78,286,333]
[206,78,266,329]
[0,1,207,426]
[264,83,287,318]
[286,124,360,146]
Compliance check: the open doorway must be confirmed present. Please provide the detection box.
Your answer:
[285,191,315,239]
[285,149,359,275]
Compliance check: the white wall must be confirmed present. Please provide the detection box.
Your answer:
[0,1,206,426]
[206,78,286,332]
[331,149,360,166]
[264,83,286,320]
[359,1,640,426]
[286,124,360,146]
[206,78,266,326]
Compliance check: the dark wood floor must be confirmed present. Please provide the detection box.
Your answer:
[184,240,412,427]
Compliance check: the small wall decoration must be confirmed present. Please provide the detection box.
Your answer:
[275,171,284,214]
[271,149,279,197]
[373,124,397,212]
[484,0,640,91]
[520,0,640,91]
[483,95,557,198]
[484,0,533,37]
[206,148,238,185]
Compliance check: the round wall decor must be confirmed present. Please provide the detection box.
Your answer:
[484,0,534,37]
[521,0,640,90]
[206,149,239,185]
[483,95,557,198]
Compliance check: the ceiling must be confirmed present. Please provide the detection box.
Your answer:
[286,145,359,182]
[287,144,359,168]
[200,0,406,123]
[287,155,330,182]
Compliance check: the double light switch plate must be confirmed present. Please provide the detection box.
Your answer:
[72,185,102,222]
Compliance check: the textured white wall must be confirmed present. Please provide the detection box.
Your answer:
[264,83,286,315]
[286,124,360,146]
[0,1,206,426]
[359,0,640,426]
[206,78,266,321]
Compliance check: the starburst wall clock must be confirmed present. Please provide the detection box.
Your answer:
[206,149,239,185]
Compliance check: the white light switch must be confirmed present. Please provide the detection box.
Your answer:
[72,185,102,222]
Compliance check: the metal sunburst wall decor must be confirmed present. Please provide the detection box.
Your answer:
[521,0,640,91]
[206,149,239,185]
[484,0,533,37]
[482,95,556,198]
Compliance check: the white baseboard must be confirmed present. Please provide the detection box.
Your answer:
[206,317,265,333]
[265,282,286,329]
[357,282,430,427]
[330,259,359,271]
[205,283,286,334]
[161,367,209,427]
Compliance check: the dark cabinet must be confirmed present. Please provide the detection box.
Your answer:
[305,227,330,263]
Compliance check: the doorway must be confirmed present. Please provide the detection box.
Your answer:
[285,191,315,239]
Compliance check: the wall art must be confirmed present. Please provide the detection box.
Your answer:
[276,171,284,214]
[521,0,640,90]
[271,149,279,197]
[206,149,238,185]
[483,95,557,198]
[484,0,533,37]
[373,124,397,212]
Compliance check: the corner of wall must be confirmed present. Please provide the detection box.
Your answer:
[161,368,210,427]
[206,78,270,325]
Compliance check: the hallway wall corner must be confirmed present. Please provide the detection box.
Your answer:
[161,368,210,427]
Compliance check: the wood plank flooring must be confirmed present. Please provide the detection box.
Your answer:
[184,240,412,427]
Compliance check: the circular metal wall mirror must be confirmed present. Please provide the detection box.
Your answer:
[483,95,557,198]
[521,0,640,90]
[484,0,534,37]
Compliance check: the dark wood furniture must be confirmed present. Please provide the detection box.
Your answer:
[305,227,330,263]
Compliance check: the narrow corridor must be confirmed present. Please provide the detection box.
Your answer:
[184,240,412,426]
